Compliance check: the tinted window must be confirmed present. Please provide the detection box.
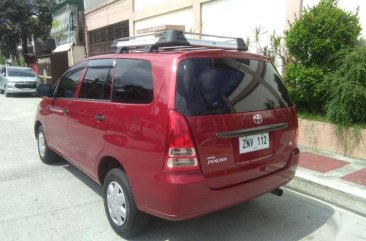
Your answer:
[8,68,35,77]
[113,59,153,103]
[176,58,293,116]
[55,65,85,98]
[79,59,114,100]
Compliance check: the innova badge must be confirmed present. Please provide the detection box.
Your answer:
[253,114,263,125]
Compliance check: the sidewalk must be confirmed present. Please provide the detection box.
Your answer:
[286,146,366,217]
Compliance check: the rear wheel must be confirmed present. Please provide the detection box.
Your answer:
[103,168,149,238]
[37,126,58,163]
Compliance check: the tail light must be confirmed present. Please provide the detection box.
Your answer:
[294,126,299,145]
[291,107,299,146]
[164,110,200,173]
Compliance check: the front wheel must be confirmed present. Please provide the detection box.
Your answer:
[103,168,149,238]
[4,89,10,97]
[37,126,58,163]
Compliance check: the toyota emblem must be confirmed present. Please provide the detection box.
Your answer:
[253,114,263,125]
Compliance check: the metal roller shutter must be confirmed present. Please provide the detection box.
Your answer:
[89,20,129,56]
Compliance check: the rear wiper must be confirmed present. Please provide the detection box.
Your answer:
[198,92,222,115]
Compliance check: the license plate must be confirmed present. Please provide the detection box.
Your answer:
[239,133,269,154]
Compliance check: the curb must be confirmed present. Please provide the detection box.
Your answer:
[286,172,366,217]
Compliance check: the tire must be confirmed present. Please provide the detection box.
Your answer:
[4,86,11,97]
[0,87,4,94]
[37,126,58,163]
[103,168,149,238]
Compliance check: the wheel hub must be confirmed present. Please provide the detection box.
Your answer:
[107,181,127,226]
[38,132,46,158]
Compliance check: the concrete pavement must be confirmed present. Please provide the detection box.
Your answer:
[286,146,366,217]
[0,95,366,240]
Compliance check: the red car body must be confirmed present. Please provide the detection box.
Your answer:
[35,50,299,221]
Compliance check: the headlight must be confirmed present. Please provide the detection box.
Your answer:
[6,81,15,87]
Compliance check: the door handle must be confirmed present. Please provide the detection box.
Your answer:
[63,109,69,115]
[95,114,106,121]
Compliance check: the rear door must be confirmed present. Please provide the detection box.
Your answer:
[175,58,297,188]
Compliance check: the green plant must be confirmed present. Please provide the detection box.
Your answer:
[326,46,366,125]
[250,27,292,72]
[0,55,5,65]
[284,63,325,112]
[285,0,361,68]
[284,0,361,117]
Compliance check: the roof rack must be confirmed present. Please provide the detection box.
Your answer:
[112,30,248,53]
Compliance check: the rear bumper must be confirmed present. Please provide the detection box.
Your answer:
[138,148,299,221]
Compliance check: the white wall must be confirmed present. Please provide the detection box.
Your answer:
[134,8,194,35]
[303,0,366,37]
[84,0,105,11]
[201,0,288,50]
[85,0,131,31]
[134,0,168,11]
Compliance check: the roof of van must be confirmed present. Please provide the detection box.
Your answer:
[85,49,270,62]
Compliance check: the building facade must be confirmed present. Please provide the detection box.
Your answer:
[84,0,131,56]
[42,0,86,84]
[83,0,366,57]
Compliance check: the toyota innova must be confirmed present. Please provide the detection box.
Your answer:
[35,30,299,238]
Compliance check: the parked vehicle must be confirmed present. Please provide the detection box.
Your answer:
[34,30,299,238]
[0,66,39,97]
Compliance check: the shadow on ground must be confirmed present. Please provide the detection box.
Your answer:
[3,94,39,98]
[63,160,103,197]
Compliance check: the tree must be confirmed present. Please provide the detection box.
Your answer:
[284,0,361,113]
[0,0,57,61]
[285,0,361,68]
[326,46,366,124]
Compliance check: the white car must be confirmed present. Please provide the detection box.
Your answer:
[0,66,39,97]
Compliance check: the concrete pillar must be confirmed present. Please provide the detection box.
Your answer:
[286,0,303,29]
[193,1,202,33]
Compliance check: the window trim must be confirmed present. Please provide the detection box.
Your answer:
[53,61,88,99]
[77,58,116,101]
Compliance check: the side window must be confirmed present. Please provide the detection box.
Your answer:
[55,64,86,98]
[113,59,153,104]
[79,59,114,100]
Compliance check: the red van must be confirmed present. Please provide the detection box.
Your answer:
[35,30,299,238]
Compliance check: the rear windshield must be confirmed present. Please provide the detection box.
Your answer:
[8,68,35,77]
[176,58,293,116]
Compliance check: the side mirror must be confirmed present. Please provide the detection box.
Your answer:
[36,84,52,97]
